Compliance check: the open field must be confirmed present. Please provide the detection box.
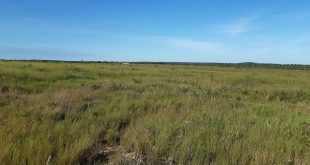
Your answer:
[0,61,309,164]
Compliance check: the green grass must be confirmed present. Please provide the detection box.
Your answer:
[0,61,309,164]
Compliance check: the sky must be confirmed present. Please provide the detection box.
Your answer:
[0,0,310,64]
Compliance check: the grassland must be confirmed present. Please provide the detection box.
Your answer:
[0,61,309,164]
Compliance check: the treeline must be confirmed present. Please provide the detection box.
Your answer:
[1,59,310,70]
[131,62,310,70]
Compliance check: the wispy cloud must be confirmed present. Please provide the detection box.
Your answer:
[169,39,228,54]
[221,15,260,36]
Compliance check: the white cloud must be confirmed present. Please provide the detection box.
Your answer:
[221,16,260,36]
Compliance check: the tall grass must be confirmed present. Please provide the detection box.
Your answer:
[0,61,309,164]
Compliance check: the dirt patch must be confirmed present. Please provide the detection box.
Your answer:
[0,86,10,93]
[0,118,7,127]
[78,121,142,165]
[54,89,75,103]
[79,143,140,165]
[51,89,79,112]
[78,135,141,165]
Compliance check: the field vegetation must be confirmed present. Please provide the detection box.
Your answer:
[0,61,309,164]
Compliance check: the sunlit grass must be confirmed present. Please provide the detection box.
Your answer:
[0,61,309,164]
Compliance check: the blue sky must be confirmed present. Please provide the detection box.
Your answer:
[0,0,310,64]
